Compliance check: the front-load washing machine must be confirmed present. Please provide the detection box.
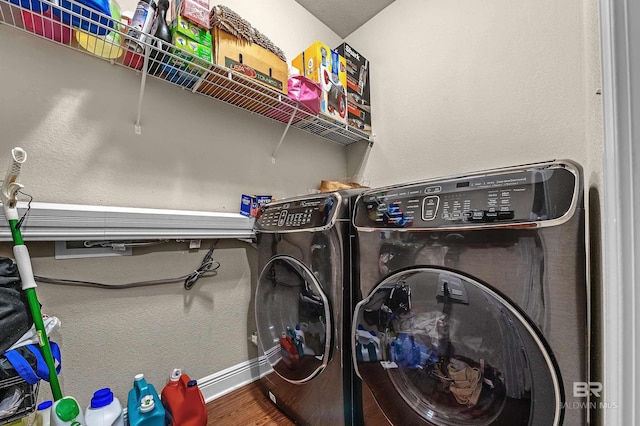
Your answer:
[254,190,362,425]
[351,161,590,425]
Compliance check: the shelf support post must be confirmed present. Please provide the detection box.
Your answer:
[271,105,299,164]
[134,45,152,135]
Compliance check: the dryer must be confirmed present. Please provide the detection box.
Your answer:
[254,190,362,425]
[351,161,590,425]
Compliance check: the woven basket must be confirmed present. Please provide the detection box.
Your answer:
[209,5,286,62]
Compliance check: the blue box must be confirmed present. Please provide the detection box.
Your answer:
[240,194,272,217]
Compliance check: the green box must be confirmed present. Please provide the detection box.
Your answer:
[171,15,212,48]
[170,30,212,72]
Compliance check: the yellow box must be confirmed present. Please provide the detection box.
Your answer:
[292,41,348,124]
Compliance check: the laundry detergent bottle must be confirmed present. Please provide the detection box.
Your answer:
[33,400,53,426]
[160,369,207,426]
[85,388,124,426]
[127,374,165,426]
[51,396,86,426]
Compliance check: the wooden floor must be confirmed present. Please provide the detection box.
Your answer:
[206,381,391,426]
[207,381,295,425]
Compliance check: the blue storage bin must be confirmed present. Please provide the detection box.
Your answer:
[8,0,48,13]
[52,0,113,35]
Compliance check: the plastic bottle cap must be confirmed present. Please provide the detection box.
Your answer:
[134,373,144,381]
[187,380,198,388]
[90,387,115,409]
[170,368,181,381]
[139,395,154,413]
[37,400,53,410]
[55,398,80,422]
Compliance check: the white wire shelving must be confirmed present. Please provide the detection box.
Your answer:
[0,0,373,155]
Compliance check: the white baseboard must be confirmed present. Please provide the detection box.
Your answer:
[198,356,273,403]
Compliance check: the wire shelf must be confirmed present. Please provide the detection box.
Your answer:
[0,0,372,146]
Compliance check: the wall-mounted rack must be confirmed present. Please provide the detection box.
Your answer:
[0,0,374,158]
[0,202,255,241]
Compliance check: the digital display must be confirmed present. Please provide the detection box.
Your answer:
[256,195,338,231]
[353,165,577,229]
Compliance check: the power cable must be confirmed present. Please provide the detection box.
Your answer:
[34,244,220,290]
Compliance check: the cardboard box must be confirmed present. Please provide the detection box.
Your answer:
[197,28,288,96]
[162,28,211,88]
[174,0,210,29]
[240,194,273,218]
[335,43,372,134]
[292,41,348,125]
[169,29,211,71]
[171,15,212,47]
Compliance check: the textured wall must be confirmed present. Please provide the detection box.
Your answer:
[347,0,602,188]
[0,240,258,406]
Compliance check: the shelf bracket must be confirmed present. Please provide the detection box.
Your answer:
[134,46,152,135]
[271,105,299,164]
[346,139,374,183]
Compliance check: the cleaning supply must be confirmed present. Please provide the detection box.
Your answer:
[160,369,207,426]
[126,0,156,53]
[50,397,85,426]
[34,400,52,426]
[148,0,171,75]
[127,374,164,426]
[84,388,124,426]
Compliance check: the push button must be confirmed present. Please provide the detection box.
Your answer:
[470,210,485,221]
[484,210,498,221]
[422,196,440,221]
[497,210,515,220]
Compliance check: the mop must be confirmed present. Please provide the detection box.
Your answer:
[1,148,63,401]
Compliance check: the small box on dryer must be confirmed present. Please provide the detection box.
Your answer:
[292,41,348,124]
[240,194,273,218]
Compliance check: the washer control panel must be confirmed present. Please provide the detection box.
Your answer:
[353,164,577,229]
[256,194,338,231]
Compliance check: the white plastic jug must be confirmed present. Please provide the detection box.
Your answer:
[51,396,86,426]
[85,388,124,426]
[33,400,52,426]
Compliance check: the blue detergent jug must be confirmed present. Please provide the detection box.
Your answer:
[127,374,165,426]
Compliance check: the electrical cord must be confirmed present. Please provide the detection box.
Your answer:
[83,240,170,249]
[33,244,220,290]
[183,245,218,290]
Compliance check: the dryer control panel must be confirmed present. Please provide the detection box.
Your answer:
[353,162,579,229]
[255,194,339,232]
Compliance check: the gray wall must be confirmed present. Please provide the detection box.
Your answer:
[0,0,603,411]
[347,0,602,189]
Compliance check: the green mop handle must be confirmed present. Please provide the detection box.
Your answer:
[2,148,63,401]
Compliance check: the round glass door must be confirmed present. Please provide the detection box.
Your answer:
[255,255,332,384]
[353,267,563,425]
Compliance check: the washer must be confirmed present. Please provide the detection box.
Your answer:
[351,161,590,425]
[254,190,362,425]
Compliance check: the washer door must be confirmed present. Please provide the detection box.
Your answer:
[256,255,332,384]
[353,267,563,426]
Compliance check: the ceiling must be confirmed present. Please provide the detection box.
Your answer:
[295,0,396,38]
